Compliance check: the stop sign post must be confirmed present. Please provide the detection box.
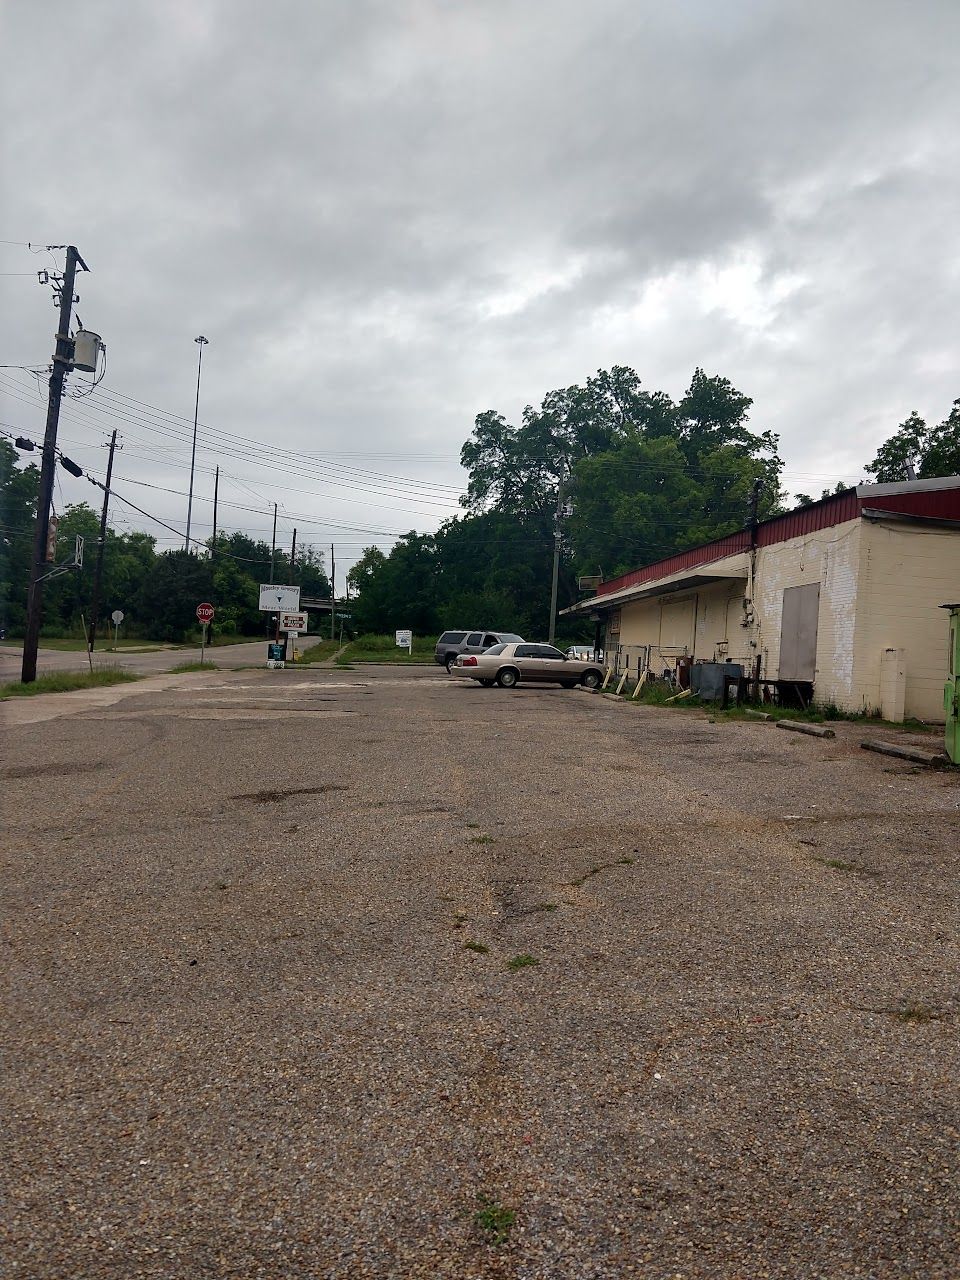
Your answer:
[196,602,215,665]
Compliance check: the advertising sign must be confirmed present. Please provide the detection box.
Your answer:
[279,611,308,634]
[258,584,301,612]
[395,629,412,650]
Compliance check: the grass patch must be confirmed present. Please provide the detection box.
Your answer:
[506,953,539,971]
[335,633,435,664]
[169,661,218,673]
[0,669,141,698]
[463,941,490,954]
[469,834,494,844]
[297,639,340,663]
[473,1199,516,1246]
[817,857,858,871]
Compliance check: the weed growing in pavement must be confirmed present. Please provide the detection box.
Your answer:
[463,941,490,954]
[465,822,480,829]
[473,1198,516,1245]
[169,661,218,673]
[469,834,494,844]
[814,856,874,874]
[506,954,539,971]
[893,1001,939,1024]
[453,913,468,929]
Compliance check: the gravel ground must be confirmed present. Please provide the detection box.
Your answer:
[2,666,959,1278]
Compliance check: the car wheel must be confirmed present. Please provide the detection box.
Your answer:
[445,654,458,672]
[496,667,519,688]
[478,678,494,687]
[581,669,602,690]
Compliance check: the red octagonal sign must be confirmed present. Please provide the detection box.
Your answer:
[196,602,215,624]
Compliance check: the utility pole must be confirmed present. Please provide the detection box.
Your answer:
[290,528,297,576]
[547,476,565,645]
[22,245,88,683]
[269,503,278,579]
[88,429,118,653]
[184,335,209,552]
[211,465,219,557]
[330,544,336,640]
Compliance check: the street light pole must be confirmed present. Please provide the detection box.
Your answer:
[184,334,208,552]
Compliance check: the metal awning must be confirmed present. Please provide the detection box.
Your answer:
[561,553,749,617]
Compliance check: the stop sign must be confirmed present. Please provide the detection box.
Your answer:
[196,602,215,624]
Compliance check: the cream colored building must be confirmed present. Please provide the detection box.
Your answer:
[565,477,960,722]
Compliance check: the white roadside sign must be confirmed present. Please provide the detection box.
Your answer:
[280,611,308,633]
[395,629,412,650]
[258,583,301,612]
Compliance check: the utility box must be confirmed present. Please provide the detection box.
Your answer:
[690,662,744,702]
[943,604,960,764]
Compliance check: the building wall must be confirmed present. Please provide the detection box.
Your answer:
[599,514,957,716]
[753,519,863,708]
[851,521,960,720]
[614,582,752,673]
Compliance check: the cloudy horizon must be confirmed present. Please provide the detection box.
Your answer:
[2,0,958,579]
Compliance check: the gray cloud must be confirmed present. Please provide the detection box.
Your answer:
[2,0,958,566]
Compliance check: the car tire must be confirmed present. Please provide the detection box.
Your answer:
[478,678,494,687]
[581,669,602,690]
[445,654,458,672]
[496,667,519,688]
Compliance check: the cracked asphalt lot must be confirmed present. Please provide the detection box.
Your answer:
[2,665,959,1278]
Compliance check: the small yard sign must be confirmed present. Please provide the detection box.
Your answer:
[395,629,412,651]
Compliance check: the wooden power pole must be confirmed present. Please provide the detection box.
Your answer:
[22,245,89,683]
[88,428,118,652]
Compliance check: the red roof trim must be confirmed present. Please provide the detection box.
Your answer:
[596,484,960,598]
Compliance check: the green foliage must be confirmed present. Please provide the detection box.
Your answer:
[0,448,331,642]
[1,668,140,697]
[473,1199,516,1245]
[348,365,783,637]
[865,400,960,482]
[0,440,40,634]
[335,634,434,663]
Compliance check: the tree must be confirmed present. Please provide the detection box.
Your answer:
[865,401,960,482]
[0,440,39,634]
[460,366,782,589]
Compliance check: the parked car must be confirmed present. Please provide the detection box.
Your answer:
[452,641,605,689]
[434,629,524,672]
[566,645,603,662]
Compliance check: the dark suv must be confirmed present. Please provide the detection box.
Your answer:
[434,629,524,672]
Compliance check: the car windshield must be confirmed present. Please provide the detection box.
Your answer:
[498,633,523,643]
[484,643,508,655]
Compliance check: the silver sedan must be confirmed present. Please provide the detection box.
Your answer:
[452,641,605,689]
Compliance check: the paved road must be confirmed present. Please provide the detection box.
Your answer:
[2,667,959,1277]
[0,639,280,681]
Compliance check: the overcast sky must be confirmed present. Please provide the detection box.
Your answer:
[2,0,958,581]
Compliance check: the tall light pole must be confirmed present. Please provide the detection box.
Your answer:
[185,334,208,552]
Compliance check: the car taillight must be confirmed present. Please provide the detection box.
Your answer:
[462,655,478,666]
